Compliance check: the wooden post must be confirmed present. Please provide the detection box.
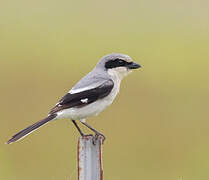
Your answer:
[78,135,103,180]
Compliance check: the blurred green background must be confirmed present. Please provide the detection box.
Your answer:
[1,0,209,179]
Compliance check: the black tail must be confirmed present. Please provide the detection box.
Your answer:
[6,114,57,144]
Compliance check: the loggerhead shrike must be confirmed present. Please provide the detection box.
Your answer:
[7,53,141,144]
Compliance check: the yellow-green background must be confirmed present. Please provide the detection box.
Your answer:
[1,0,209,179]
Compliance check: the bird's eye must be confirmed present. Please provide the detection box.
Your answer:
[119,60,123,64]
[117,59,125,66]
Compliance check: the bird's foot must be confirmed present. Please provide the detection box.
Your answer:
[80,134,100,145]
[80,133,105,145]
[95,133,106,145]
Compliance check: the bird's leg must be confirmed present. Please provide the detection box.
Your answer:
[72,120,85,136]
[81,122,106,143]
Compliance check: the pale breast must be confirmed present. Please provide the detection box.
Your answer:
[56,79,121,120]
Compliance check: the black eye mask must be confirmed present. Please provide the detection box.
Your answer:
[105,59,132,69]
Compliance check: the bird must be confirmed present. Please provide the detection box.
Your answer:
[6,53,141,144]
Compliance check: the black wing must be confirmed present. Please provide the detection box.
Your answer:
[49,79,114,114]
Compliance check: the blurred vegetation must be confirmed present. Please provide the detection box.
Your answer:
[1,0,209,179]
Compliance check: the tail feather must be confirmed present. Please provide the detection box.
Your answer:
[6,114,57,144]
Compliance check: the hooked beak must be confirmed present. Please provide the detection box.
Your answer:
[126,62,141,69]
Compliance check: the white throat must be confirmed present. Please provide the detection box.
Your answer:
[107,67,132,81]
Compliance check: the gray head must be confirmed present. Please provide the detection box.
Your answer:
[96,53,141,79]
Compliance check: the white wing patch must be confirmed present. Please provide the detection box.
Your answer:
[69,87,90,94]
[69,81,107,94]
[81,98,88,103]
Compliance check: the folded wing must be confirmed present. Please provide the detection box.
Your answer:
[49,79,114,114]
